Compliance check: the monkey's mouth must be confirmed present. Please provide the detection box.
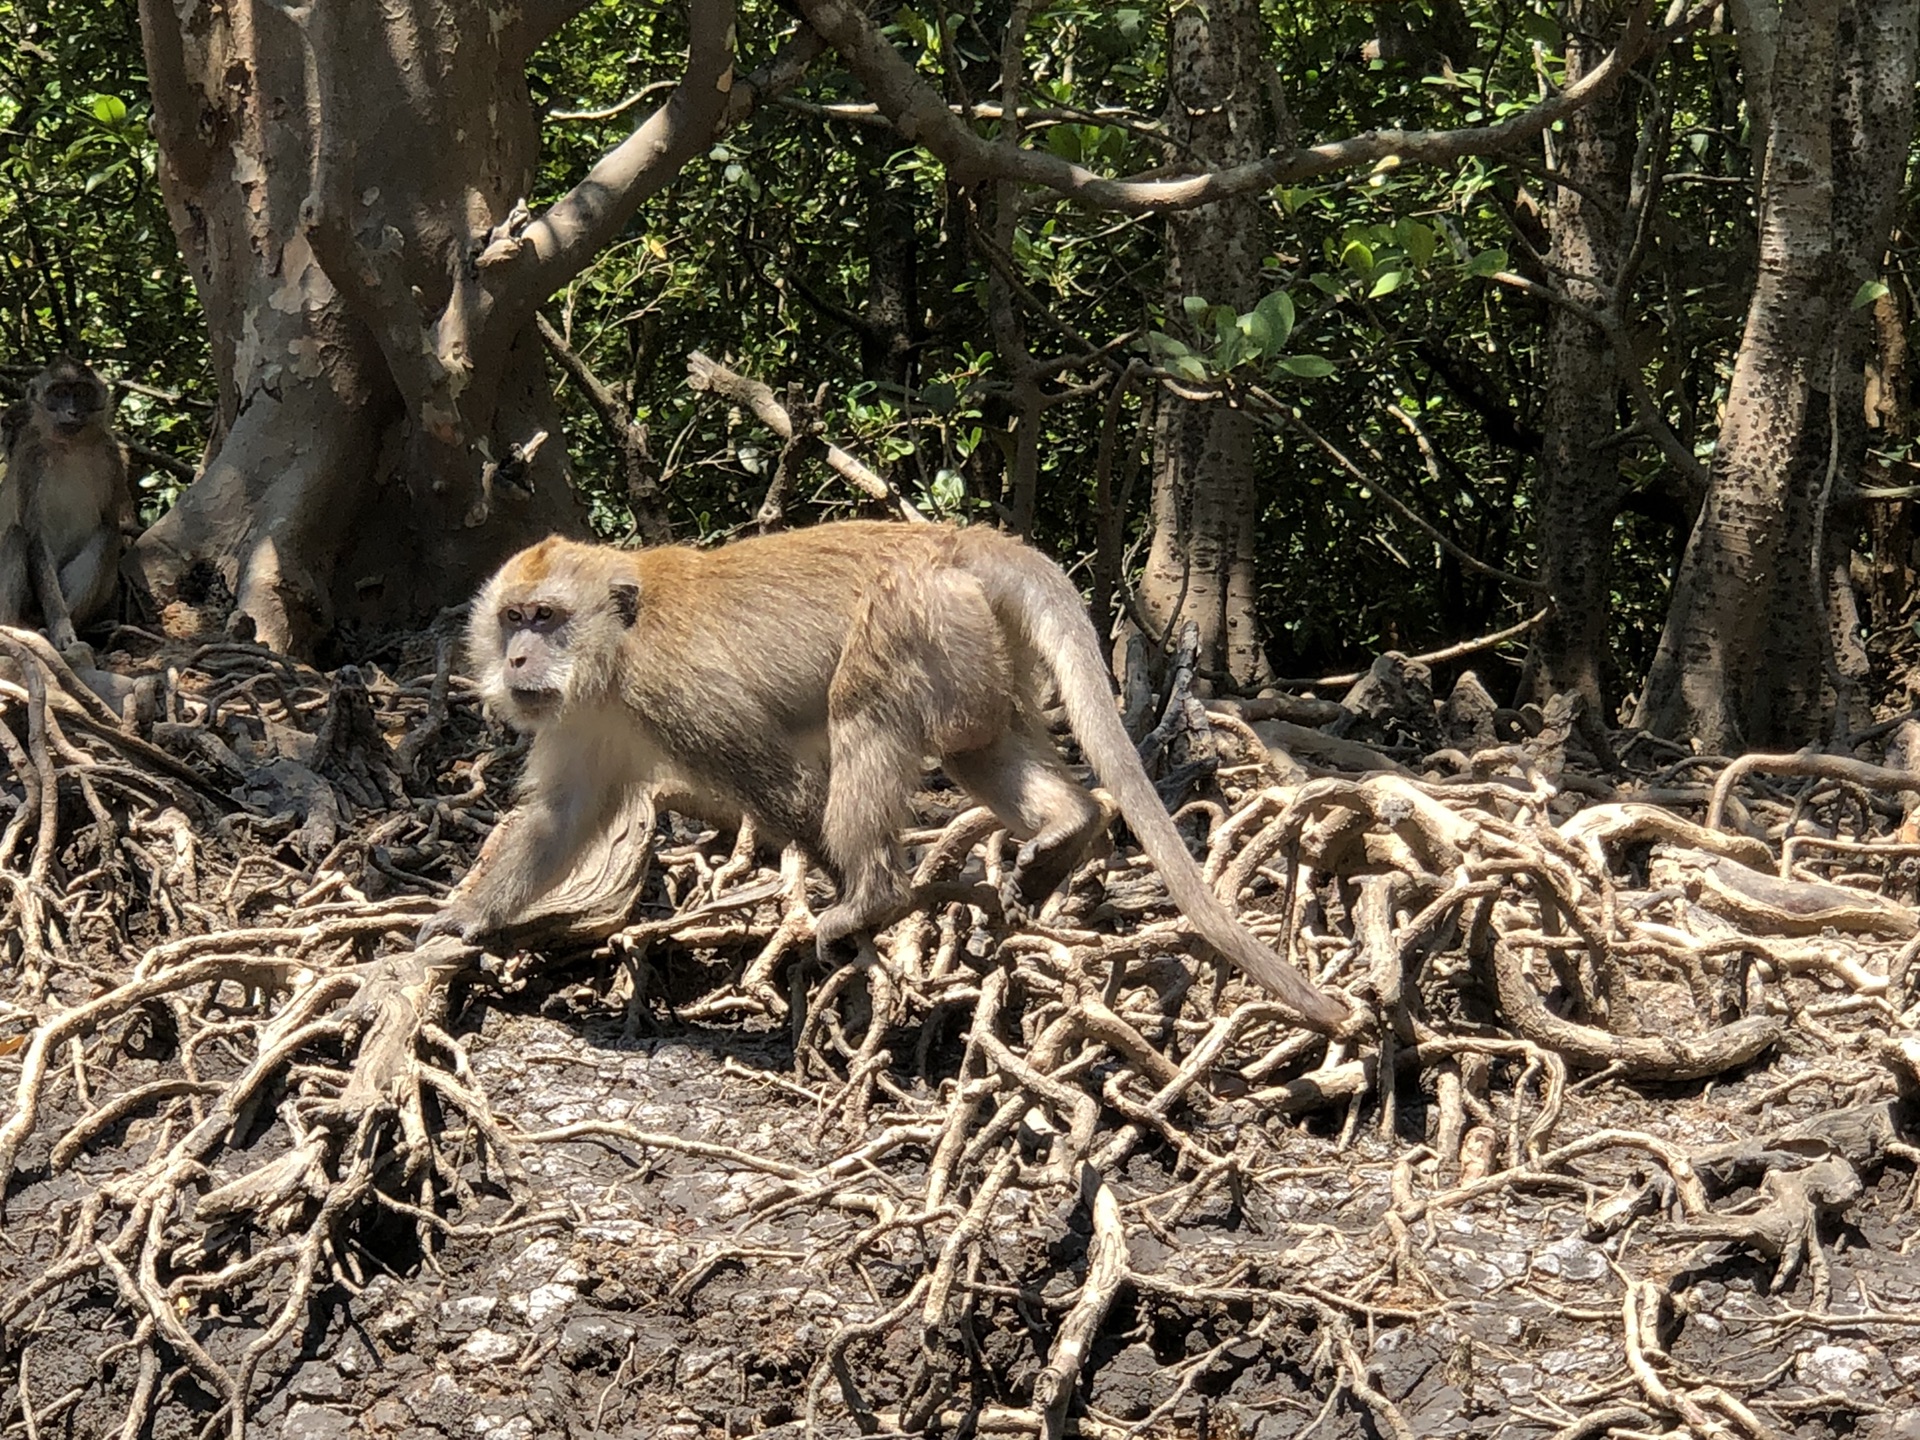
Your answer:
[504,686,563,717]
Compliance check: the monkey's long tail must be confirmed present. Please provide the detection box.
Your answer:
[971,542,1351,1033]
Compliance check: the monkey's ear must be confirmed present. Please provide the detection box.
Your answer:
[610,581,640,628]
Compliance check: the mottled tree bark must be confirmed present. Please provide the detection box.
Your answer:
[1139,0,1276,689]
[1754,3,1916,741]
[1521,0,1638,716]
[133,0,736,651]
[1634,0,1918,748]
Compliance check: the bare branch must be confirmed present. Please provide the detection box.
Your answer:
[792,0,1707,214]
[504,2,737,307]
[537,314,672,544]
[685,352,925,521]
[500,0,597,64]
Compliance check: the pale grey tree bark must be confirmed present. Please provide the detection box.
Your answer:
[134,0,737,649]
[1138,0,1277,688]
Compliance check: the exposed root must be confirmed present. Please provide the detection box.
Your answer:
[3,625,1919,1434]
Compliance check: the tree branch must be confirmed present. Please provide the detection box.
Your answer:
[536,314,672,544]
[502,2,737,308]
[685,352,925,521]
[501,0,597,65]
[792,0,1708,214]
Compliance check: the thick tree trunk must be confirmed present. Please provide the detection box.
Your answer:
[1634,0,1841,748]
[1635,0,1915,747]
[1520,0,1637,715]
[1755,3,1916,741]
[133,0,735,651]
[1138,0,1275,690]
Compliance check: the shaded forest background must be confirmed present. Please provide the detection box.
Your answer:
[1,0,1915,747]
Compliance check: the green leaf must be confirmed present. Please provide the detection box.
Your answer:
[1369,268,1404,298]
[1168,353,1210,382]
[1277,354,1337,379]
[1181,294,1210,320]
[1239,309,1272,358]
[1853,280,1891,310]
[1254,290,1295,350]
[1145,332,1192,359]
[89,94,128,126]
[1397,220,1436,268]
[1467,247,1509,278]
[1341,239,1375,275]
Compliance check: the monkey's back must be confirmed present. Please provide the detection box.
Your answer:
[615,522,1021,842]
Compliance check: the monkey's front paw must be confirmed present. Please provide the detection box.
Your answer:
[416,908,481,947]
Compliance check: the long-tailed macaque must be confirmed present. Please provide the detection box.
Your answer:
[422,523,1352,1033]
[0,358,134,652]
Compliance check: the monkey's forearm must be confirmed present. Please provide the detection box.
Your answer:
[422,803,580,940]
[26,533,77,650]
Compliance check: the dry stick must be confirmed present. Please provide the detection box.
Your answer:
[1278,606,1552,691]
[535,313,671,544]
[806,1275,931,1434]
[516,1119,812,1179]
[392,635,454,774]
[0,952,310,1193]
[685,351,927,521]
[1032,1163,1129,1440]
[0,635,61,887]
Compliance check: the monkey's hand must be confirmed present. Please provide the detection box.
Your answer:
[416,904,486,947]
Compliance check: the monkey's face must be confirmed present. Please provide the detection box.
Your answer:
[485,600,576,729]
[469,538,641,732]
[34,366,108,436]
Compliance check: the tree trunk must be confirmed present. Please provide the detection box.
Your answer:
[1754,3,1916,741]
[1138,0,1276,690]
[1634,0,1842,749]
[132,0,735,652]
[1635,0,1916,747]
[1520,0,1637,716]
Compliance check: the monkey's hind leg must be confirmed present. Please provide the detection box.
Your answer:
[0,526,28,629]
[943,730,1111,914]
[55,528,121,634]
[816,567,1013,960]
[814,700,923,959]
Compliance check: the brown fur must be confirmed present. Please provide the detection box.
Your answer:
[422,522,1351,1032]
[0,358,134,651]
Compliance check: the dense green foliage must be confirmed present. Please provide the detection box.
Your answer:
[5,0,1905,693]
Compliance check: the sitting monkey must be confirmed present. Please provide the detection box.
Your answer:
[0,357,135,652]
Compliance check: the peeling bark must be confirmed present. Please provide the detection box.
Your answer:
[132,0,737,651]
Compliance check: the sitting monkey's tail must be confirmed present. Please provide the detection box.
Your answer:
[959,533,1352,1034]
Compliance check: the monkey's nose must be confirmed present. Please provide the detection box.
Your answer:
[510,656,526,668]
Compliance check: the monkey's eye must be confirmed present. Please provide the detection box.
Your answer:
[503,605,524,625]
[533,604,554,624]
